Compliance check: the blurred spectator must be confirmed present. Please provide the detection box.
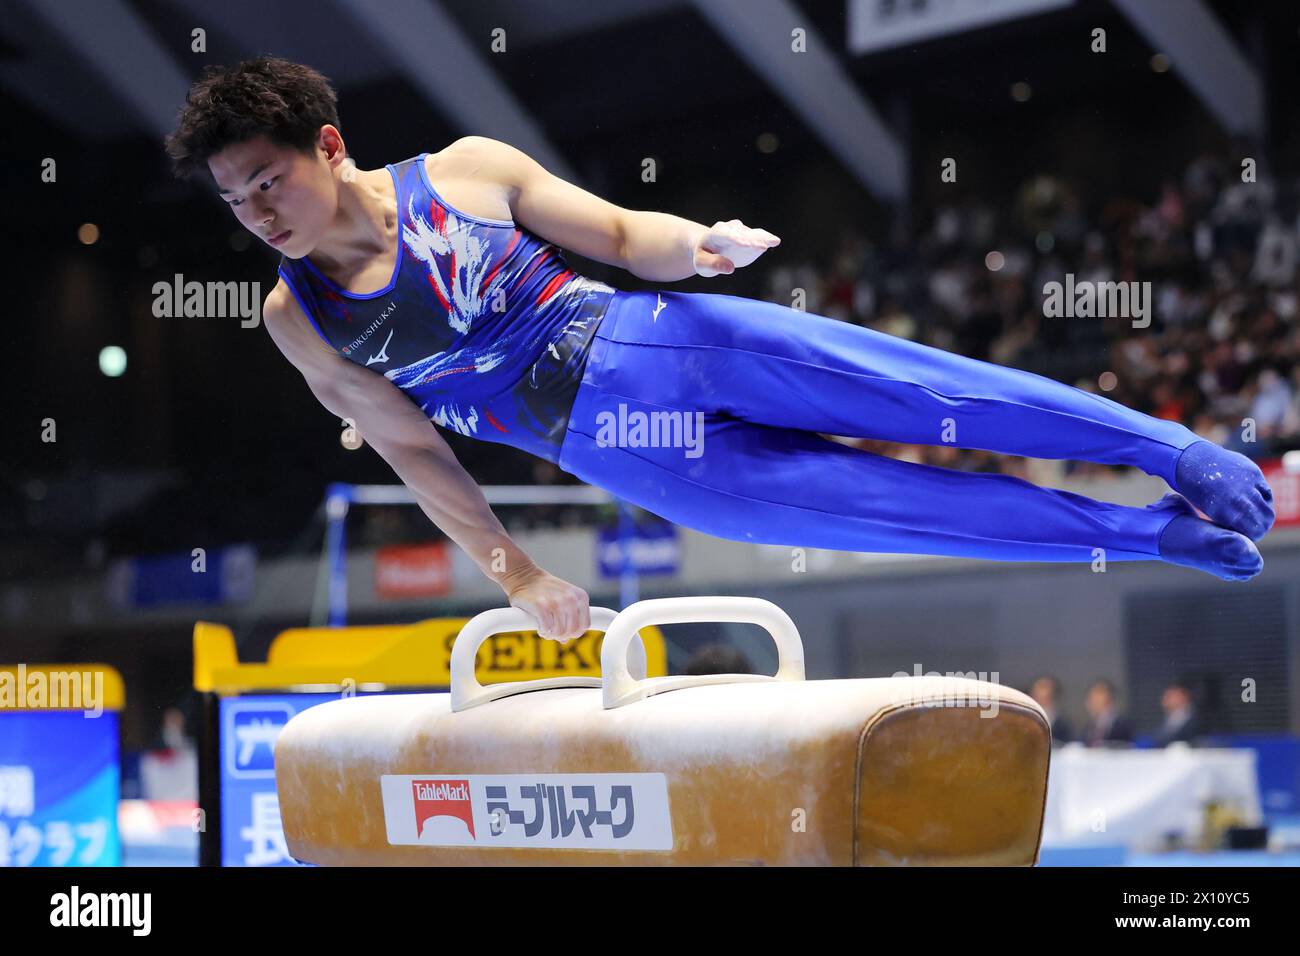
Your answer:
[1151,681,1205,746]
[141,705,198,801]
[150,705,194,753]
[1081,679,1135,747]
[1248,367,1296,445]
[1029,675,1074,745]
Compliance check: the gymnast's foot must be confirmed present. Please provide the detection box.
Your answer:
[1170,440,1274,541]
[1154,495,1262,581]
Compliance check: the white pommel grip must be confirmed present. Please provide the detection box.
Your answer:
[450,606,647,712]
[600,596,805,709]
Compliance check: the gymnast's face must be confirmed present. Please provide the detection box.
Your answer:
[210,132,344,259]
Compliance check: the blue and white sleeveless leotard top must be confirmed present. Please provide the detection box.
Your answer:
[277,153,615,463]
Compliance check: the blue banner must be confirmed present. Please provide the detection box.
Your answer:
[108,544,256,609]
[0,711,121,866]
[597,523,679,578]
[220,692,427,867]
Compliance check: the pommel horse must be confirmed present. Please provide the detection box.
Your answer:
[275,596,1050,865]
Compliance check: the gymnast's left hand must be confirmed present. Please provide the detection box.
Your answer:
[503,565,591,642]
[694,220,781,277]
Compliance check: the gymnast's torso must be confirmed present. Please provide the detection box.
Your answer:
[277,152,616,463]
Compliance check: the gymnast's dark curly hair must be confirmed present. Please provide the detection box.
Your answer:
[164,56,341,182]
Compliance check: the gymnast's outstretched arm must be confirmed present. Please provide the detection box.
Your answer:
[261,282,591,640]
[444,134,781,281]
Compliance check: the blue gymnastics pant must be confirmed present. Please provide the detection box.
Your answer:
[556,289,1202,563]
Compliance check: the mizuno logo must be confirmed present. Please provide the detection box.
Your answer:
[651,294,667,323]
[366,328,395,366]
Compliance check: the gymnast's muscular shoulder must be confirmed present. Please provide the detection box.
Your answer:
[429,135,631,269]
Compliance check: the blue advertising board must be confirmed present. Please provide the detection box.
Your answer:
[597,522,679,578]
[220,692,439,866]
[0,711,121,866]
[108,544,256,609]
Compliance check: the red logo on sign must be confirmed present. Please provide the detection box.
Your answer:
[375,543,451,598]
[411,778,475,839]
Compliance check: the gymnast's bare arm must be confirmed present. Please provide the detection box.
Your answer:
[444,135,781,280]
[261,282,591,641]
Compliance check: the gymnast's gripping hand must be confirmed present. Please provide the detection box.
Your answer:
[504,565,592,642]
[693,219,781,277]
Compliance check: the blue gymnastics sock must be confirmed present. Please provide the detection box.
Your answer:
[1156,496,1263,581]
[1172,440,1275,541]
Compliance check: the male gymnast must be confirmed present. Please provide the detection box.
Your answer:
[166,57,1274,641]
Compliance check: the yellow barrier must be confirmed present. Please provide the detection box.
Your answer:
[193,617,668,694]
